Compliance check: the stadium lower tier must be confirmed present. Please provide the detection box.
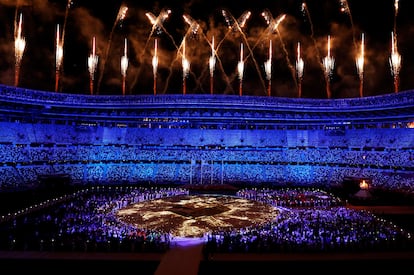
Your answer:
[0,161,413,193]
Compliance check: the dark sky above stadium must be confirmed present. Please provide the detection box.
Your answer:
[0,0,413,99]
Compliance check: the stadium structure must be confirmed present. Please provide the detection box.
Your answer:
[1,84,414,274]
[0,84,413,192]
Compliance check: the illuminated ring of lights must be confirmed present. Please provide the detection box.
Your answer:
[116,194,279,238]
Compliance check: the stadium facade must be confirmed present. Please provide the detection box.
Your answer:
[0,84,413,191]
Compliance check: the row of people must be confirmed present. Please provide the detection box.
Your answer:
[0,144,412,167]
[1,185,412,254]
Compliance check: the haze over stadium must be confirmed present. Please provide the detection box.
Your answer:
[0,0,413,98]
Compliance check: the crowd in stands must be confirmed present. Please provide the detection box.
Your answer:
[0,141,412,192]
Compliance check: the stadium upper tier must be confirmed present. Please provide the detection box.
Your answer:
[0,84,413,128]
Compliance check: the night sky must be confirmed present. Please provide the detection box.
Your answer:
[0,0,413,99]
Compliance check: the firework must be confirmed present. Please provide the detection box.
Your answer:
[121,38,129,96]
[261,10,297,93]
[130,8,174,93]
[323,35,335,98]
[146,9,172,36]
[355,33,365,97]
[152,39,159,96]
[301,2,323,80]
[237,43,244,96]
[222,10,251,32]
[97,4,129,94]
[88,37,99,95]
[116,5,128,26]
[264,40,272,97]
[182,40,190,95]
[261,11,286,34]
[55,24,64,92]
[183,14,200,36]
[339,0,357,52]
[296,42,304,98]
[394,0,399,18]
[339,0,350,14]
[209,36,216,95]
[61,0,73,46]
[14,13,26,87]
[389,32,401,93]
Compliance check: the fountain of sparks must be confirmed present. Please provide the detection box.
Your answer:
[182,40,190,95]
[135,9,174,93]
[120,38,129,96]
[146,9,172,37]
[301,2,324,78]
[61,0,74,43]
[183,14,201,37]
[221,9,251,34]
[394,0,399,35]
[220,10,267,94]
[264,40,272,97]
[209,36,216,95]
[55,24,64,92]
[389,32,401,93]
[237,43,245,96]
[355,33,365,98]
[152,38,159,95]
[53,0,73,92]
[88,37,99,95]
[261,11,297,91]
[261,11,286,36]
[183,13,231,96]
[184,13,235,96]
[339,0,357,51]
[322,35,335,99]
[182,13,208,92]
[390,1,401,93]
[97,4,128,94]
[14,13,26,87]
[9,6,410,99]
[296,42,305,98]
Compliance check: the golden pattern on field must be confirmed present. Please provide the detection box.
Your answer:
[116,195,279,238]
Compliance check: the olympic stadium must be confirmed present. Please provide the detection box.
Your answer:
[0,84,414,274]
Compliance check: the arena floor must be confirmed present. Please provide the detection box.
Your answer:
[1,191,414,274]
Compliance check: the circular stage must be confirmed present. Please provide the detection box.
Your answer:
[116,194,279,238]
